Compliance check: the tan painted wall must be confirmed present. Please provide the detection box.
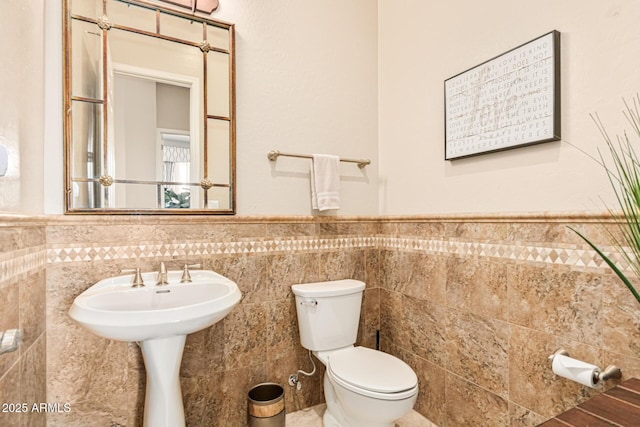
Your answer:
[378,0,640,215]
[0,0,45,213]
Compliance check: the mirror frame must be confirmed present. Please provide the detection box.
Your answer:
[63,0,236,214]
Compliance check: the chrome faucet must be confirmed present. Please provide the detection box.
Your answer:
[156,262,169,286]
[180,263,201,283]
[121,267,144,288]
[122,267,145,287]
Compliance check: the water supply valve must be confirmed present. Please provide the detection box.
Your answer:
[287,351,317,391]
[288,374,302,391]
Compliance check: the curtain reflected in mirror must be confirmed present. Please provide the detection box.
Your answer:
[161,133,191,208]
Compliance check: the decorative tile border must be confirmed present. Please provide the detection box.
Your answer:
[45,235,622,271]
[46,236,381,263]
[0,234,624,284]
[381,236,624,270]
[0,245,47,284]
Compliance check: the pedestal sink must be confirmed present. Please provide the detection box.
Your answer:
[69,268,242,427]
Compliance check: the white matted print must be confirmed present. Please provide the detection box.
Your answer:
[444,30,560,160]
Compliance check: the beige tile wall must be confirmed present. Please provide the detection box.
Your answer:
[0,219,47,427]
[3,214,637,427]
[380,218,640,427]
[44,217,380,426]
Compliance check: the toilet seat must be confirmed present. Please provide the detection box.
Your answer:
[327,347,418,400]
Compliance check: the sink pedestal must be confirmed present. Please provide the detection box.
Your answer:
[68,270,242,426]
[139,335,187,427]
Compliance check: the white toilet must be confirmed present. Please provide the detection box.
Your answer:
[292,279,418,427]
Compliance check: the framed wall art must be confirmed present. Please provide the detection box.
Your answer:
[444,30,561,160]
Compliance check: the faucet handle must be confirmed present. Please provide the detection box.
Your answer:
[180,264,201,283]
[122,267,145,287]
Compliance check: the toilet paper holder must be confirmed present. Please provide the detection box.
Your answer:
[549,349,622,384]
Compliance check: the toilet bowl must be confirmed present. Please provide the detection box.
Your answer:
[292,279,419,427]
[317,346,418,427]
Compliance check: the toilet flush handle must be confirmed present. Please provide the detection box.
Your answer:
[299,298,318,307]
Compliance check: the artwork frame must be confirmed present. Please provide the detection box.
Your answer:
[444,30,561,160]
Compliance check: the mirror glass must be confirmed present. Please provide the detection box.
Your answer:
[64,0,235,214]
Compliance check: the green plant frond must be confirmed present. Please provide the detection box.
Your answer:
[623,96,640,137]
[592,117,623,187]
[563,138,608,171]
[598,201,640,280]
[607,210,640,279]
[612,226,640,280]
[568,227,640,305]
[604,146,640,270]
[573,97,640,306]
[604,136,640,209]
[592,112,614,145]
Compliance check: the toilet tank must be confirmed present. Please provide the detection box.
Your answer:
[291,279,366,351]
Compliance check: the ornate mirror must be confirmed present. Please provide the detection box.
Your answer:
[63,0,235,214]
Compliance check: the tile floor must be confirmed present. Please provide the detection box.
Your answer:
[285,404,437,426]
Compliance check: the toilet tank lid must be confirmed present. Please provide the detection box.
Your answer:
[291,279,365,297]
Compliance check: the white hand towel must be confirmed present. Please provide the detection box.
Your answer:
[310,154,341,211]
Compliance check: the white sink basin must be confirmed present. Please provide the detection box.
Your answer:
[69,270,241,342]
[69,269,241,427]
